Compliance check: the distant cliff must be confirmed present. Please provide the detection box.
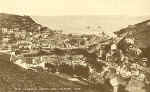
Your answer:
[114,19,150,49]
[0,13,41,32]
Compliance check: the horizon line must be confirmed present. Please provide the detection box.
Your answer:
[1,12,150,17]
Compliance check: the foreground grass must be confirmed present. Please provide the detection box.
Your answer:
[0,54,106,92]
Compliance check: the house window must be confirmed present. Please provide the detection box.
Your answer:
[2,28,8,33]
[3,38,9,42]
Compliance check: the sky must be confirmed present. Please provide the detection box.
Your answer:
[0,0,150,16]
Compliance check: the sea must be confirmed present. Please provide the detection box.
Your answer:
[32,15,150,35]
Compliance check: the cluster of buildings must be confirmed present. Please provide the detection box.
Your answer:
[0,14,101,73]
[1,14,150,92]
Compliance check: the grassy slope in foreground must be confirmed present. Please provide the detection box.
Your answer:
[0,53,104,92]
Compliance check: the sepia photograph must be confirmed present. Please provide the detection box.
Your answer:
[0,0,150,92]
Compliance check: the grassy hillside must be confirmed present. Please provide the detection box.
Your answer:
[0,53,107,92]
